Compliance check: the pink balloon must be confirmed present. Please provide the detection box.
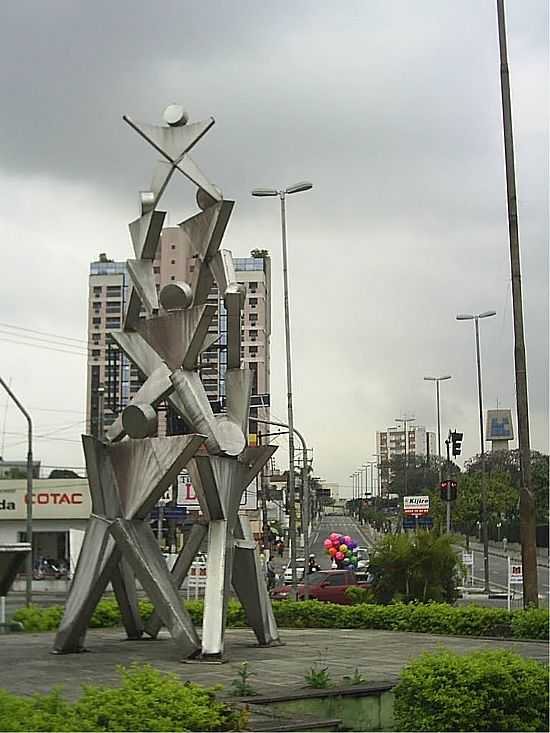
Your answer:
[323,539,332,549]
[343,536,351,544]
[332,539,340,547]
[330,533,339,542]
[335,551,344,561]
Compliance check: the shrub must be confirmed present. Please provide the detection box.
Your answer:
[0,664,247,732]
[511,606,550,640]
[344,585,376,604]
[368,530,462,604]
[394,648,549,732]
[11,598,549,641]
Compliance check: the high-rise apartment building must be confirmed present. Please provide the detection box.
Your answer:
[376,425,436,493]
[86,230,271,441]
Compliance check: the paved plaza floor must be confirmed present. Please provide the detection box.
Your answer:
[0,626,547,700]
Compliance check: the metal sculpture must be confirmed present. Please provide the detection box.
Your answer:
[53,105,280,659]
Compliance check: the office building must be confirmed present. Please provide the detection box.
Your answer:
[376,425,436,493]
[86,232,271,443]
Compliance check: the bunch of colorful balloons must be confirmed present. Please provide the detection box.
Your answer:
[323,533,359,569]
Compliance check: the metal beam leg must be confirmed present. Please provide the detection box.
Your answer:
[53,517,119,653]
[144,522,207,638]
[111,559,143,640]
[200,520,233,658]
[232,515,280,646]
[110,518,200,658]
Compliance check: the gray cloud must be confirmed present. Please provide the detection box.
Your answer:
[0,0,547,490]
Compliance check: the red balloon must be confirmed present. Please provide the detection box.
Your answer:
[328,547,337,557]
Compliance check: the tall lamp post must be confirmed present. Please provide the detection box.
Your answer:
[0,378,33,607]
[424,375,452,531]
[395,416,415,496]
[252,181,312,597]
[254,416,310,600]
[457,310,496,592]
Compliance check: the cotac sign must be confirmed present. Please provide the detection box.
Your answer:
[25,492,83,505]
[0,480,91,520]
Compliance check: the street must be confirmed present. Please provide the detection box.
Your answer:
[309,514,376,569]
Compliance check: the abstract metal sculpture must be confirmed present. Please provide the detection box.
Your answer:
[53,105,280,659]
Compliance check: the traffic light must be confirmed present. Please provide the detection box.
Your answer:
[440,480,457,501]
[451,431,463,457]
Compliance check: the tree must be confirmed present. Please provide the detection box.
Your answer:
[0,467,26,480]
[465,450,549,524]
[368,531,462,604]
[387,454,458,497]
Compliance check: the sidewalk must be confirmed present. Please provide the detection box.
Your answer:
[462,538,549,568]
[0,626,546,700]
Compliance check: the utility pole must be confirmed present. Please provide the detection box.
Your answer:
[258,431,271,553]
[495,0,538,607]
[0,378,33,607]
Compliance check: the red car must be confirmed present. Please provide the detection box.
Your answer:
[270,569,371,604]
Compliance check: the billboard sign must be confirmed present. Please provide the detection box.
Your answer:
[403,495,430,516]
[175,472,257,511]
[0,480,91,520]
[486,409,514,441]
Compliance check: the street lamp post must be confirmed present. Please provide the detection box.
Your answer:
[457,310,496,592]
[395,416,415,496]
[0,378,33,607]
[252,181,312,598]
[254,416,310,600]
[424,375,452,531]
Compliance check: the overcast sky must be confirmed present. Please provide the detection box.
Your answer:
[0,0,547,495]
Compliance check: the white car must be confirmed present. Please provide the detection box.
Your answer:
[356,547,369,569]
[283,559,306,583]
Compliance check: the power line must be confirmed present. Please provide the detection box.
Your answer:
[0,321,88,345]
[0,336,88,357]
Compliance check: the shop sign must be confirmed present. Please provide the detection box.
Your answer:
[175,472,257,510]
[403,495,430,516]
[0,480,91,520]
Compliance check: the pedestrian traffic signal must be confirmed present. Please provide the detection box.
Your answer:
[440,480,457,501]
[451,431,463,456]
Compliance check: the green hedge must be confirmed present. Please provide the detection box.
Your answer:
[11,599,549,640]
[394,649,549,732]
[0,663,247,732]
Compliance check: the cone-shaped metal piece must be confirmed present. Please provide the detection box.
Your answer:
[209,249,237,293]
[108,434,206,520]
[225,369,253,436]
[135,306,216,371]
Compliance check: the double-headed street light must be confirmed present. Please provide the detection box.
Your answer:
[252,181,313,595]
[424,375,452,532]
[457,310,496,592]
[423,376,452,484]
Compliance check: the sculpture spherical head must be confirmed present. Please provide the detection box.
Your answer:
[163,104,189,127]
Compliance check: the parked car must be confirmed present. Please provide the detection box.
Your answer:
[271,569,371,604]
[283,558,306,583]
[356,547,369,569]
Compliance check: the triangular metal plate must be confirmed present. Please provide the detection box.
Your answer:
[111,331,162,379]
[179,200,234,263]
[127,259,159,316]
[127,118,215,162]
[174,155,222,203]
[128,210,165,260]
